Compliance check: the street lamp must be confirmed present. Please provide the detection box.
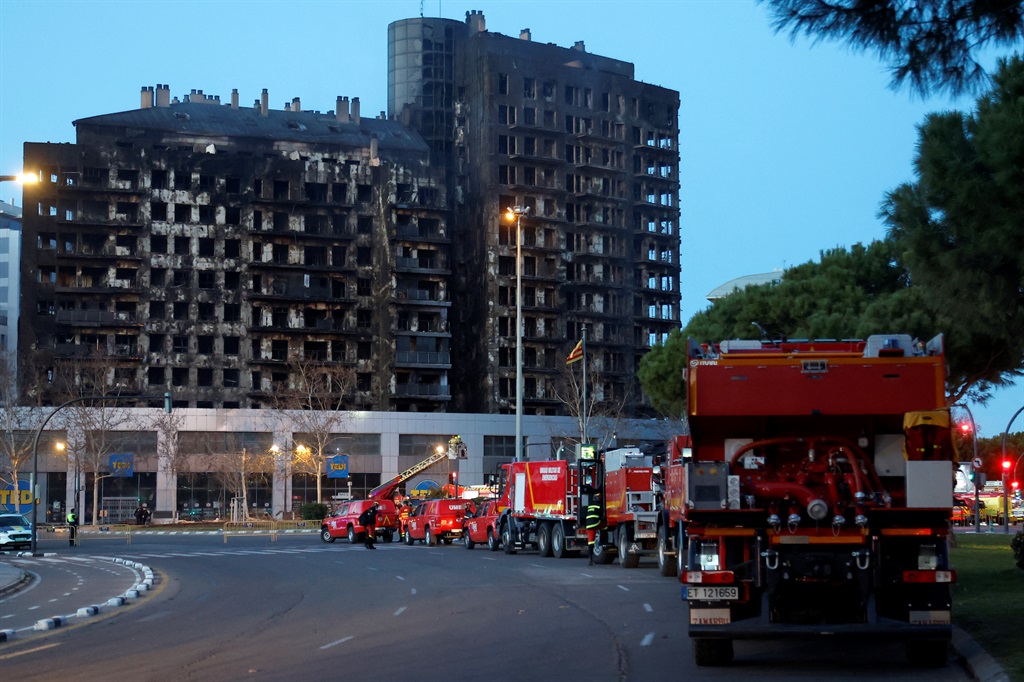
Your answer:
[955,404,981,533]
[504,206,529,462]
[0,173,37,184]
[1001,405,1024,534]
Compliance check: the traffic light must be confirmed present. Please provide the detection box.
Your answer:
[448,472,457,485]
[1003,459,1012,472]
[959,422,972,435]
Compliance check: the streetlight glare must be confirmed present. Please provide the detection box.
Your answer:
[0,172,37,184]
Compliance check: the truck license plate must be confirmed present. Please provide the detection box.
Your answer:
[685,586,738,601]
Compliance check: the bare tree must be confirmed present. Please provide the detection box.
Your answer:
[0,353,45,515]
[549,352,635,452]
[204,434,276,521]
[272,358,356,504]
[51,354,141,525]
[147,408,186,520]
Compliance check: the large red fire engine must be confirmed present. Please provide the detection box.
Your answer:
[494,446,660,567]
[669,334,957,667]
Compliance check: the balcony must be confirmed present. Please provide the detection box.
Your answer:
[395,351,452,367]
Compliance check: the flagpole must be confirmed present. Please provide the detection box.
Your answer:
[582,327,588,446]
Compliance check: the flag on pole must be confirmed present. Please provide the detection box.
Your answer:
[566,339,584,365]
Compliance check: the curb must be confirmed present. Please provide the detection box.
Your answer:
[954,626,1011,682]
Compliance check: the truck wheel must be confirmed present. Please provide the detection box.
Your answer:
[487,528,500,551]
[348,525,358,544]
[551,523,568,559]
[619,529,640,568]
[657,525,676,577]
[320,527,335,543]
[383,531,394,543]
[404,528,414,545]
[464,531,475,549]
[591,540,613,565]
[676,526,687,576]
[501,523,517,555]
[426,528,436,546]
[537,523,553,557]
[693,638,733,666]
[906,640,948,667]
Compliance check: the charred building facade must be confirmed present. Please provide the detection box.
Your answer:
[19,11,679,417]
[390,12,681,417]
[20,89,452,410]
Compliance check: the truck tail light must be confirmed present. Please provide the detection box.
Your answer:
[685,570,735,584]
[902,570,956,584]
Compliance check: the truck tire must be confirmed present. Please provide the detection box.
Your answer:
[906,640,948,667]
[676,525,687,576]
[383,530,394,543]
[405,528,414,545]
[537,523,553,557]
[348,525,358,544]
[551,523,568,559]
[320,527,335,543]
[426,528,436,546]
[501,523,517,554]
[619,529,640,568]
[464,531,475,549]
[657,525,676,577]
[487,528,500,551]
[693,638,733,666]
[591,539,613,564]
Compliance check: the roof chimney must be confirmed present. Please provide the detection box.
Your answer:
[466,10,485,33]
[292,97,301,113]
[336,96,350,122]
[260,88,269,117]
[231,88,239,109]
[520,28,531,41]
[155,84,171,108]
[573,41,586,52]
[141,86,154,109]
[351,97,360,124]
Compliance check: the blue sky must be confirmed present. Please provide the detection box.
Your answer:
[1,0,1021,437]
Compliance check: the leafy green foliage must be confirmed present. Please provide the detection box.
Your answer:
[300,502,329,520]
[761,0,1024,97]
[1012,530,1024,571]
[883,55,1024,403]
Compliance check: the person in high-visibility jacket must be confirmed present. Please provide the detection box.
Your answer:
[66,508,79,547]
[585,493,602,565]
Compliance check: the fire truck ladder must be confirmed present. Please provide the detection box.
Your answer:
[368,448,450,500]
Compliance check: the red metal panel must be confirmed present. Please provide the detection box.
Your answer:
[689,358,945,417]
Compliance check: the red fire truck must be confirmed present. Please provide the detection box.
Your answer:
[672,334,957,667]
[494,446,660,567]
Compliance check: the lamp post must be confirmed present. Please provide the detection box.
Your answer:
[504,206,529,462]
[955,404,981,533]
[1001,405,1024,534]
[29,393,171,555]
[0,173,37,184]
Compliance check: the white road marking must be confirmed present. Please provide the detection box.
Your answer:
[617,585,629,592]
[640,632,655,647]
[394,607,406,616]
[411,588,417,595]
[579,572,593,577]
[643,603,653,612]
[396,575,406,581]
[529,564,545,568]
[320,636,354,650]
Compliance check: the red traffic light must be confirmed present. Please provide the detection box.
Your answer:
[959,422,972,435]
[1003,459,1012,470]
[1012,480,1020,490]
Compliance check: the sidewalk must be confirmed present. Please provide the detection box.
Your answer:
[0,561,30,597]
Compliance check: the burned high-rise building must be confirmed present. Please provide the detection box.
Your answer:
[19,11,679,417]
[390,12,681,417]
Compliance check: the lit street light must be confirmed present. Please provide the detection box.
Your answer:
[504,206,529,463]
[0,173,37,184]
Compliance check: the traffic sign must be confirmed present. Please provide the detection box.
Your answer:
[972,457,983,470]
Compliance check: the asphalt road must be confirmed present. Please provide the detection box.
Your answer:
[0,532,974,682]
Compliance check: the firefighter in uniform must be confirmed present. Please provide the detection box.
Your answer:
[67,508,79,547]
[358,503,378,549]
[585,492,602,565]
